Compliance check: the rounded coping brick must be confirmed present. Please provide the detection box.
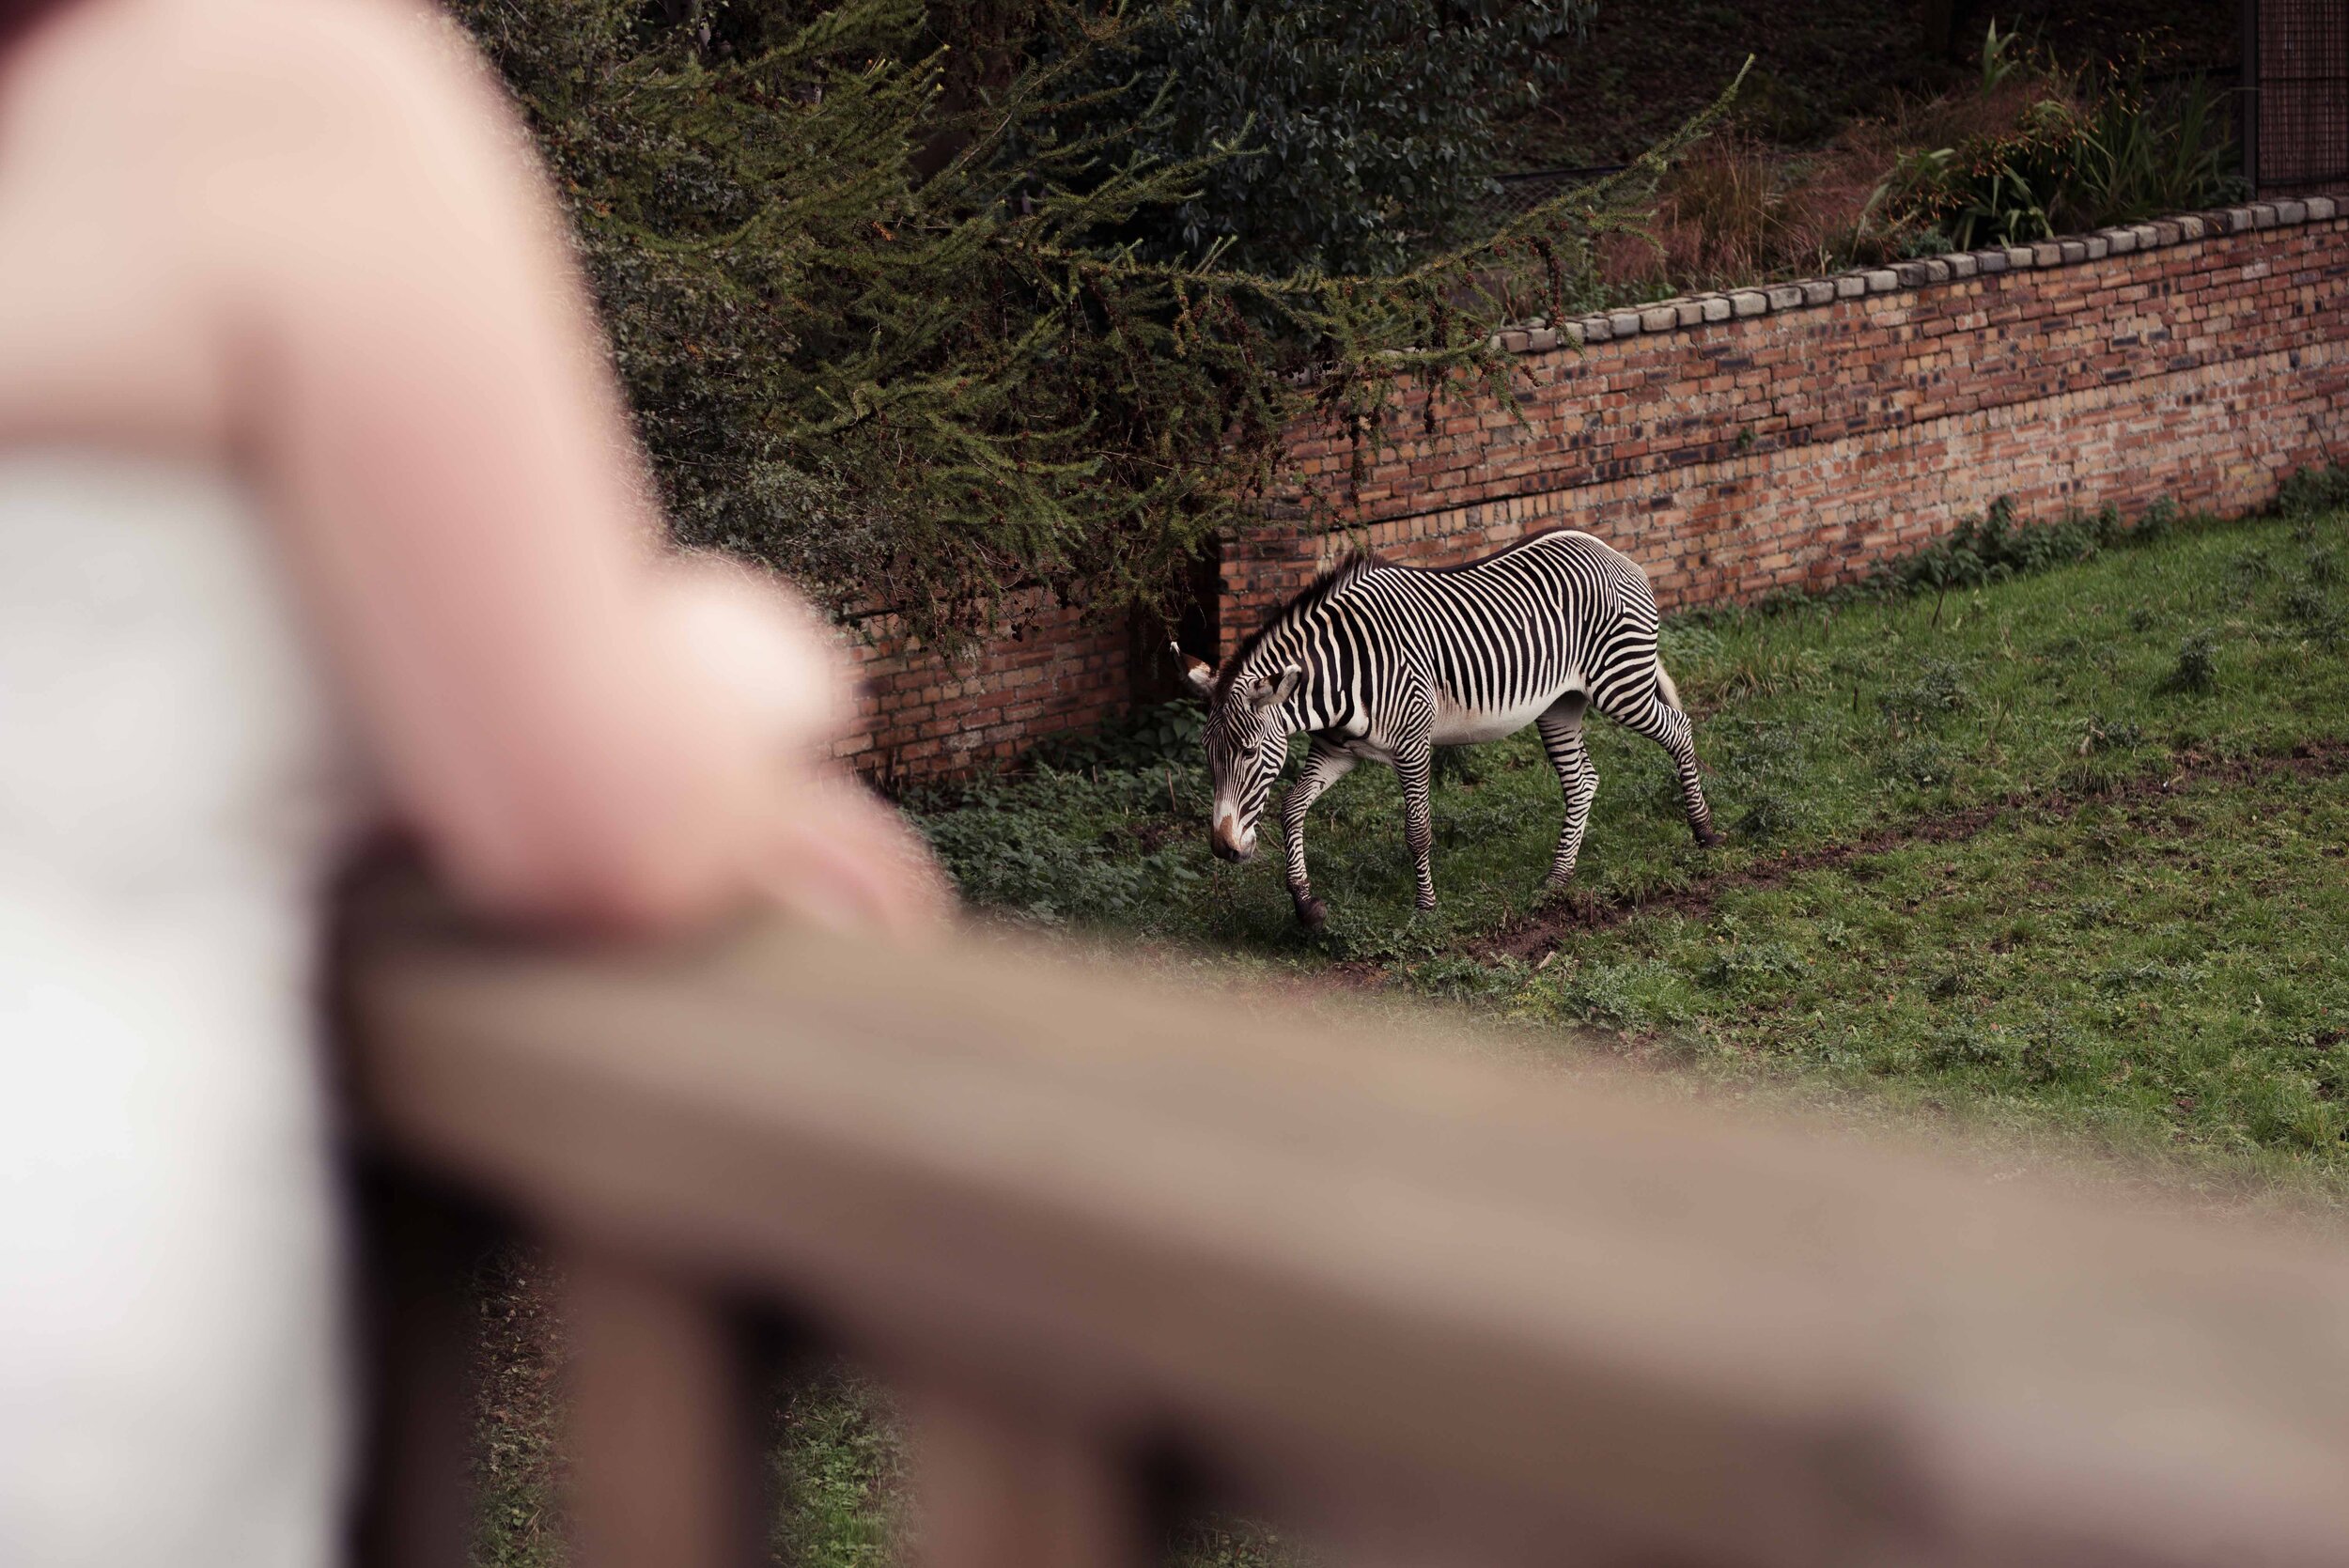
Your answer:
[1404,195,2334,373]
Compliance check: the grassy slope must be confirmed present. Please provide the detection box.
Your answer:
[474,493,2349,1567]
[918,494,2349,1202]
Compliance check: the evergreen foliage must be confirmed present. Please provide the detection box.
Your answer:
[1016,0,1596,276]
[443,0,1734,640]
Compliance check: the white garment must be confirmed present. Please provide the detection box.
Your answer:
[0,453,369,1567]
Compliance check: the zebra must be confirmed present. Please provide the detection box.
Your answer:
[1174,528,1719,928]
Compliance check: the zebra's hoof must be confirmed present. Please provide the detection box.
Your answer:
[1694,827,1724,850]
[1294,895,1329,931]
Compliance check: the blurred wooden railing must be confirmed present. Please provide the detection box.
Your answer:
[337,864,2349,1568]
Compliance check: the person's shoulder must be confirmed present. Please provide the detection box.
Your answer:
[186,0,507,149]
[14,0,474,109]
[7,0,506,177]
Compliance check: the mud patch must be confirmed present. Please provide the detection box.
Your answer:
[1479,739,2349,966]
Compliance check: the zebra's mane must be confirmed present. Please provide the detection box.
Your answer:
[1214,550,1379,698]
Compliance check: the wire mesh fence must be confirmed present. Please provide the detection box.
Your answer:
[2248,0,2349,195]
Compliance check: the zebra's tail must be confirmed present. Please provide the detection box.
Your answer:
[1655,657,1686,714]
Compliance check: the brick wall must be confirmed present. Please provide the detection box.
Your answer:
[1227,199,2349,649]
[831,589,1130,781]
[840,198,2349,777]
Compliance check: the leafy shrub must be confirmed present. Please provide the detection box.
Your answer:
[916,770,1202,926]
[2279,464,2349,520]
[1922,1020,2021,1070]
[1552,959,1693,1032]
[443,0,1686,641]
[2162,631,2220,695]
[1871,38,2241,256]
[1032,0,1595,276]
[1893,497,2119,595]
[2077,713,2143,753]
[2073,66,2245,223]
[1698,939,1807,991]
[1881,659,1974,724]
[1879,736,1959,787]
[2228,548,2278,591]
[1031,702,1206,772]
[2283,581,2337,629]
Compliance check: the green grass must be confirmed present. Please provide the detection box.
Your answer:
[914,484,2349,1200]
[475,481,2349,1567]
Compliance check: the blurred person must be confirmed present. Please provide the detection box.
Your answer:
[0,0,945,1563]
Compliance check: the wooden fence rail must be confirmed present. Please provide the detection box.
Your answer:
[337,864,2349,1568]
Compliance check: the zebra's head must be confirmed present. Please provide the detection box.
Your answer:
[1175,643,1300,862]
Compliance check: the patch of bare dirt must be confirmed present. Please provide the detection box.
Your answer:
[1465,738,2349,967]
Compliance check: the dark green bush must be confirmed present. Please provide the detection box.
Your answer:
[1020,0,1595,276]
[2280,464,2349,520]
[1875,28,2243,256]
[2163,631,2219,695]
[445,0,1719,639]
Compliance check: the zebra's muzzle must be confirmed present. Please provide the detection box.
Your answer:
[1211,815,1255,862]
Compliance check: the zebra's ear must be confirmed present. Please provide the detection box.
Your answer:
[1256,663,1303,710]
[1171,643,1216,695]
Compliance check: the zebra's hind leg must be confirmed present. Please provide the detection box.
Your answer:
[1281,738,1358,929]
[1535,695,1598,890]
[1392,738,1439,912]
[1601,675,1721,848]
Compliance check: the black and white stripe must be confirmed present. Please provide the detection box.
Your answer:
[1178,528,1719,928]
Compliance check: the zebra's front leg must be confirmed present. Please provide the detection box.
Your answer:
[1536,697,1598,890]
[1280,739,1358,930]
[1392,738,1439,912]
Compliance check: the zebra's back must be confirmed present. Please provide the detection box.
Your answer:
[1344,531,1657,739]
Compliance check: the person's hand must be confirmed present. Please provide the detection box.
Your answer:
[656,554,955,939]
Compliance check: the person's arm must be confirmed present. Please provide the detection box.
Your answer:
[193,0,916,934]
